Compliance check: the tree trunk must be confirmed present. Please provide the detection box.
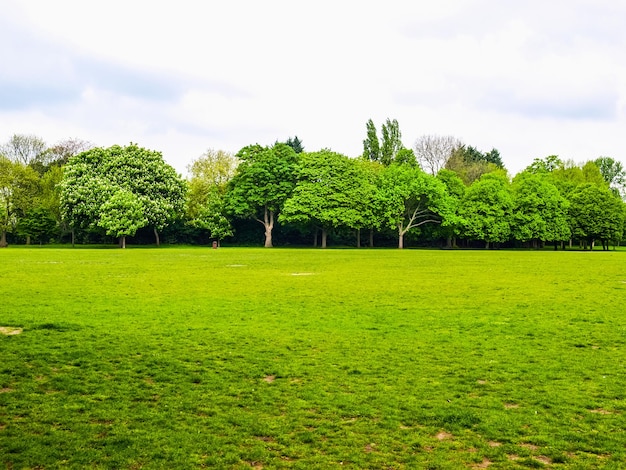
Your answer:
[356,228,361,248]
[398,228,404,249]
[0,230,7,247]
[485,240,490,249]
[120,236,126,249]
[369,228,374,248]
[154,228,160,247]
[26,235,31,245]
[263,207,274,248]
[71,229,75,248]
[321,229,327,248]
[446,235,452,249]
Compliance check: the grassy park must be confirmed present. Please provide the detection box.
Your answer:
[1,247,625,469]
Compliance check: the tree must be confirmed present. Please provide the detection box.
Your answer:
[186,149,238,244]
[445,145,502,185]
[568,183,624,249]
[510,171,570,248]
[380,118,404,166]
[98,190,147,248]
[435,169,466,248]
[43,138,94,168]
[525,155,563,174]
[285,136,304,154]
[414,135,462,175]
[225,143,299,247]
[594,157,625,198]
[60,144,186,247]
[362,119,380,162]
[0,156,40,247]
[459,171,513,248]
[280,150,376,248]
[1,134,47,166]
[377,164,454,249]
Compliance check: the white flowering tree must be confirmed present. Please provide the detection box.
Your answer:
[60,144,187,247]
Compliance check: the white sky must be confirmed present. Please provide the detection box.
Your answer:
[1,0,625,176]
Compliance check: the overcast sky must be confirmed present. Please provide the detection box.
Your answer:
[2,0,624,176]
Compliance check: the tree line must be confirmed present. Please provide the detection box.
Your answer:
[1,123,625,249]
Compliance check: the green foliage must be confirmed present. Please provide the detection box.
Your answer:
[511,172,570,245]
[2,248,626,468]
[0,156,40,246]
[445,145,502,185]
[362,119,380,162]
[225,143,299,247]
[459,171,513,247]
[380,118,404,166]
[17,207,58,243]
[595,156,626,198]
[59,144,186,246]
[525,155,563,174]
[377,164,454,248]
[568,183,624,245]
[98,190,147,242]
[280,150,376,246]
[284,136,304,154]
[186,149,237,242]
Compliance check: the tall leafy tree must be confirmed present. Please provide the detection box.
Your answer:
[362,119,380,162]
[280,150,376,248]
[594,156,625,198]
[459,171,513,248]
[380,118,404,166]
[0,156,40,247]
[225,143,299,247]
[377,164,454,249]
[435,169,466,248]
[568,183,624,249]
[511,171,570,248]
[60,144,186,247]
[186,149,238,244]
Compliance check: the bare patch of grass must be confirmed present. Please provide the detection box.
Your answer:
[0,326,22,335]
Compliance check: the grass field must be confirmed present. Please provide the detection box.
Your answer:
[1,247,626,469]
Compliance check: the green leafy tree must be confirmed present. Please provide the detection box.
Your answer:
[17,207,57,244]
[362,119,380,162]
[98,190,147,248]
[0,156,40,247]
[187,149,237,244]
[594,156,625,198]
[60,144,186,247]
[510,171,570,248]
[380,118,404,166]
[280,150,376,248]
[225,143,299,247]
[568,183,624,249]
[435,169,466,248]
[377,164,454,249]
[284,136,304,154]
[445,145,502,185]
[459,171,513,248]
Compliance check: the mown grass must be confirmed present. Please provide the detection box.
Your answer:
[1,247,625,469]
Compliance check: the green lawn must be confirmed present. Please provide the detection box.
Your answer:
[1,247,625,469]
